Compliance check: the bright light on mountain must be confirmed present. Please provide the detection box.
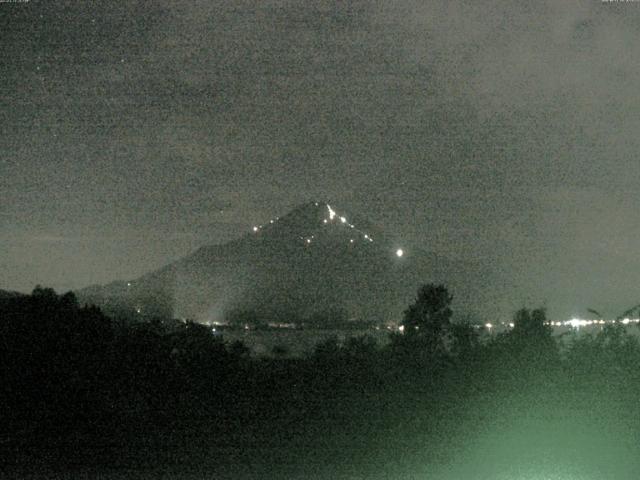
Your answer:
[396,249,404,257]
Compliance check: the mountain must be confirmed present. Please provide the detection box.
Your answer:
[76,201,473,325]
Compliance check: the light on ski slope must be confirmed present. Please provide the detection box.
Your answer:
[325,204,376,244]
[251,203,381,248]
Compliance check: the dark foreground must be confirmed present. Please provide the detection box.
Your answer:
[3,289,640,479]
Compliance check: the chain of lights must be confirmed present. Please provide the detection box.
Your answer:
[558,317,640,328]
[477,317,640,333]
[252,216,280,233]
[250,203,405,257]
[316,203,375,246]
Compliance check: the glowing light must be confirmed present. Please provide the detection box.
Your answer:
[398,325,405,333]
[253,226,259,232]
[127,282,131,287]
[485,323,493,329]
[350,239,354,243]
[306,238,312,244]
[323,219,328,224]
[270,219,274,224]
[364,234,369,240]
[396,248,404,257]
[327,205,336,220]
[565,318,589,328]
[340,216,347,223]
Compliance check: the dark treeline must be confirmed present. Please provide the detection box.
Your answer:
[3,285,640,478]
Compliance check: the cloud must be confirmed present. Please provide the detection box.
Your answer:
[5,1,640,317]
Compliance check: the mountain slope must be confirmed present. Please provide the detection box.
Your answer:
[77,202,467,325]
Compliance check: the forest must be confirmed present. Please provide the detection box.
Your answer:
[2,285,640,479]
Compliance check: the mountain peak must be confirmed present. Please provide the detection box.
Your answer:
[248,201,379,248]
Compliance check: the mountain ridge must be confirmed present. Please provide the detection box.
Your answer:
[76,201,466,325]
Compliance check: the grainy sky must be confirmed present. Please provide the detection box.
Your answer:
[3,0,640,320]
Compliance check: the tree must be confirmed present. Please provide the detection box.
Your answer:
[343,335,378,358]
[401,284,453,351]
[450,321,480,360]
[506,307,559,378]
[512,307,551,339]
[31,284,57,301]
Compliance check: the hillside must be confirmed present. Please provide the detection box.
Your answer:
[77,202,467,325]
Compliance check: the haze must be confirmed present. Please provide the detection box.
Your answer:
[3,1,640,321]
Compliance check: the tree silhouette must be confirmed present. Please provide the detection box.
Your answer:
[450,321,480,360]
[505,307,559,380]
[401,284,453,352]
[512,307,552,340]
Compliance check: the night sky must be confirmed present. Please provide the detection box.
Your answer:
[3,1,640,321]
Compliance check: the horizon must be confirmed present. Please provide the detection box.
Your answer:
[5,198,640,323]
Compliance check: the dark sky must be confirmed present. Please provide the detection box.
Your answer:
[3,0,640,321]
